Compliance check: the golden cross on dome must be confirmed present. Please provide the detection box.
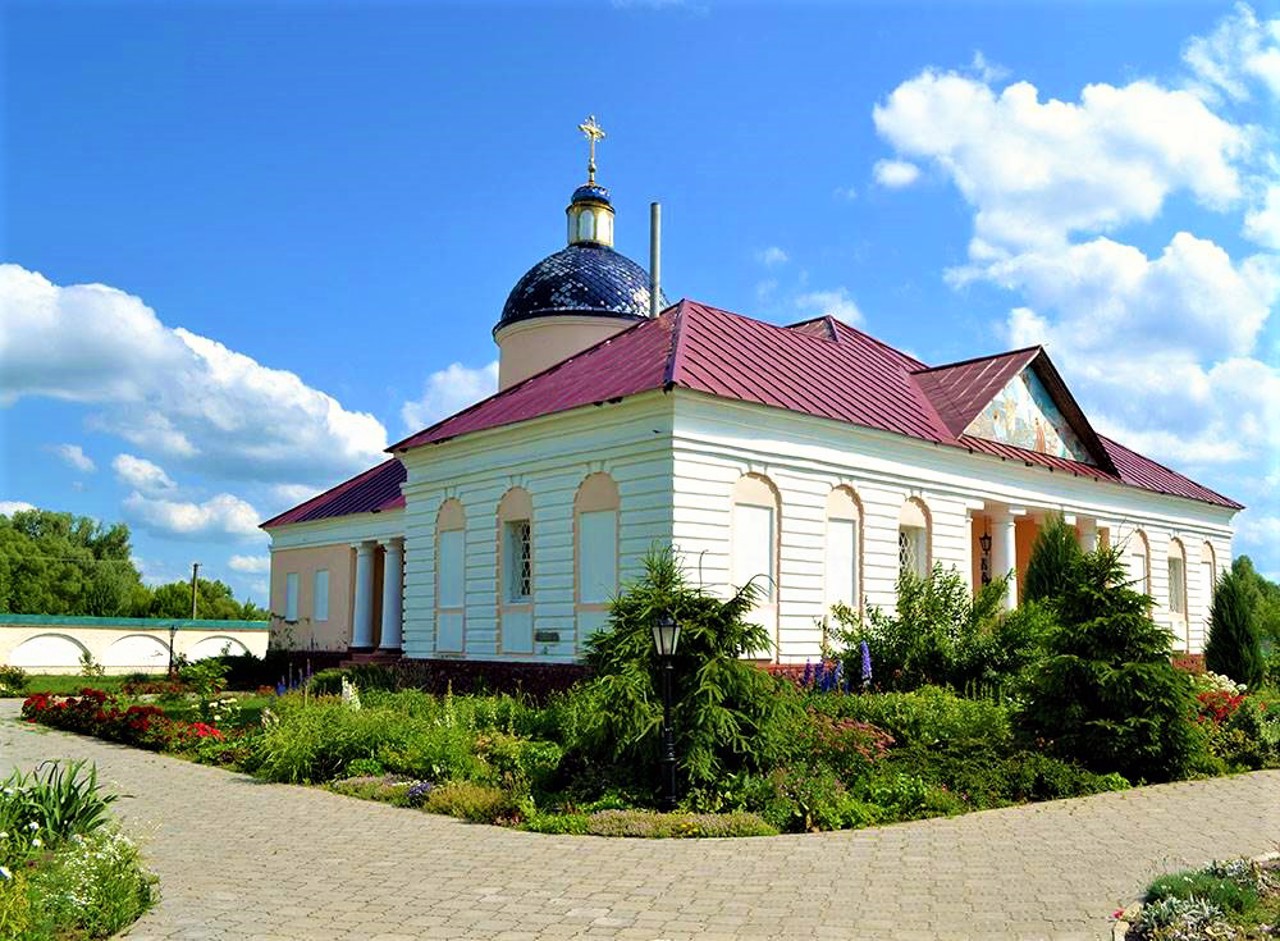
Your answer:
[578,114,606,183]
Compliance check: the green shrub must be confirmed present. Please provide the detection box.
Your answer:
[475,733,563,795]
[423,781,518,823]
[810,686,1012,749]
[1145,870,1258,915]
[251,699,486,784]
[0,665,27,697]
[1023,513,1084,606]
[760,763,880,832]
[1019,547,1201,783]
[1205,568,1265,689]
[576,546,804,793]
[308,665,398,697]
[344,757,385,778]
[0,760,119,857]
[832,565,1034,693]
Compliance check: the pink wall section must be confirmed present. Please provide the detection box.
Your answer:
[269,545,356,651]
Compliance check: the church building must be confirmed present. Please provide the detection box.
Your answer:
[262,120,1241,664]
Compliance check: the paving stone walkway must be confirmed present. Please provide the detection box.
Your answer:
[3,701,1278,941]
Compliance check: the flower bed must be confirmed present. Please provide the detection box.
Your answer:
[0,760,156,940]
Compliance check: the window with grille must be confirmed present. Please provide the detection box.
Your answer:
[505,519,532,602]
[898,526,926,578]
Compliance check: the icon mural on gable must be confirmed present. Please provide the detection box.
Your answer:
[964,368,1092,464]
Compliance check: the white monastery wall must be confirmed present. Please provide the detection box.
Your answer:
[399,394,675,662]
[671,391,1235,661]
[1,616,269,674]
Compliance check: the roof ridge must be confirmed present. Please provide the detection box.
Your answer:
[911,344,1042,375]
[663,300,691,387]
[783,314,841,341]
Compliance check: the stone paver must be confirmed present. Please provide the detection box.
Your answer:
[3,701,1279,940]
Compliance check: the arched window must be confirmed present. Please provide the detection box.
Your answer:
[1201,540,1217,622]
[898,498,931,579]
[826,487,862,613]
[1167,538,1188,649]
[1129,530,1151,595]
[496,488,533,605]
[731,474,779,600]
[435,499,466,653]
[575,473,620,606]
[496,487,534,654]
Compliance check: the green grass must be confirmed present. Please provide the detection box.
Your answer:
[12,675,164,696]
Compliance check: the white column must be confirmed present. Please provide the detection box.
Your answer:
[992,514,1019,611]
[351,541,377,650]
[378,538,404,652]
[1079,518,1098,552]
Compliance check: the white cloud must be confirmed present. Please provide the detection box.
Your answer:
[49,443,95,473]
[123,491,263,541]
[969,50,1009,84]
[112,453,177,495]
[872,6,1280,579]
[873,71,1248,252]
[755,246,789,267]
[794,288,863,325]
[873,159,921,189]
[269,482,320,509]
[0,265,388,486]
[401,361,499,432]
[0,501,36,516]
[228,554,271,574]
[1244,182,1280,248]
[1183,4,1280,102]
[833,185,858,201]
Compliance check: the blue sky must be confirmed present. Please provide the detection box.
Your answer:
[2,0,1278,600]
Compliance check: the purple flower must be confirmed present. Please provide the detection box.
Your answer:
[832,660,844,692]
[407,780,435,807]
[802,660,813,687]
[859,641,872,689]
[814,660,826,689]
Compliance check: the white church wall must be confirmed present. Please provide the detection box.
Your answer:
[671,391,1235,660]
[399,393,675,662]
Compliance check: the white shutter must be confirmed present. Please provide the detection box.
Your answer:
[826,518,856,608]
[313,570,329,622]
[438,530,465,609]
[578,510,618,604]
[733,503,774,600]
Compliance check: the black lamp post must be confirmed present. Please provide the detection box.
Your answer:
[651,612,681,812]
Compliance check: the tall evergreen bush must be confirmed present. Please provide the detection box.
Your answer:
[574,546,802,791]
[1023,513,1084,605]
[1204,568,1264,688]
[1018,546,1199,783]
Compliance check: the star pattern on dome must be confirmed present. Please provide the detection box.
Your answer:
[498,244,666,329]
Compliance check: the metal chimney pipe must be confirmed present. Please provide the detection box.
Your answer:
[649,201,661,318]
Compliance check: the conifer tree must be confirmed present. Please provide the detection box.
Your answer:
[1023,513,1084,605]
[1204,568,1264,688]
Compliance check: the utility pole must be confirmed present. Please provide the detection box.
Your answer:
[190,562,200,618]
[169,561,199,678]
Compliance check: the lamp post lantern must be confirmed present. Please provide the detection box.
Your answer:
[651,612,681,812]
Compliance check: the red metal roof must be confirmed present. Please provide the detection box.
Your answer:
[261,458,406,529]
[269,299,1238,529]
[913,348,1039,436]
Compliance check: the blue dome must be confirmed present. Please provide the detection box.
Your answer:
[497,244,666,330]
[571,183,611,205]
